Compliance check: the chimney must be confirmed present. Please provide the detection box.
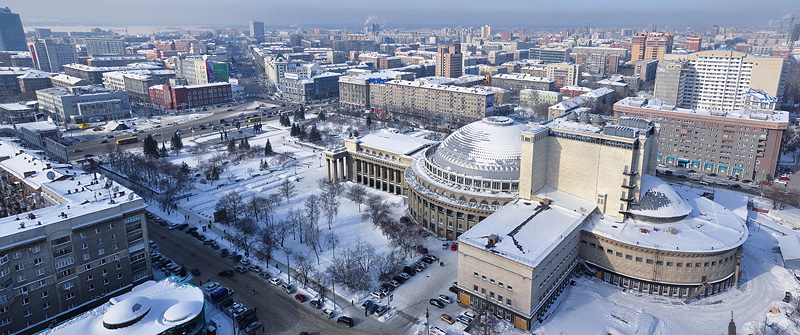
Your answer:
[487,234,500,248]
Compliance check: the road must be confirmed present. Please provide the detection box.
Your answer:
[147,218,414,335]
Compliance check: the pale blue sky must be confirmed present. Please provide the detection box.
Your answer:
[7,0,799,30]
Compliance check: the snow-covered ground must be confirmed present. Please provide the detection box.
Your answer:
[140,114,800,335]
[143,115,462,333]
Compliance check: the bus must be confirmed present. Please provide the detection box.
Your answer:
[115,137,138,145]
[247,117,261,123]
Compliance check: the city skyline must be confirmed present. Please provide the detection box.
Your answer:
[6,0,799,32]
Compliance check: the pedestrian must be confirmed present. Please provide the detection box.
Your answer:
[351,300,354,306]
[252,289,256,295]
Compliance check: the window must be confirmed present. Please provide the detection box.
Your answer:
[498,282,504,288]
[666,262,673,266]
[42,302,50,310]
[63,282,73,290]
[498,294,503,302]
[625,254,633,260]
[81,243,88,250]
[473,272,479,277]
[21,297,29,305]
[616,252,622,257]
[473,285,478,292]
[103,278,109,285]
[38,280,46,287]
[507,286,512,291]
[88,284,95,291]
[87,274,93,281]
[98,249,105,256]
[36,269,44,277]
[635,257,643,262]
[95,228,101,234]
[0,306,8,314]
[83,254,90,261]
[506,298,511,306]
[33,258,42,267]
[12,252,21,260]
[84,264,91,271]
[19,287,28,295]
[65,292,75,300]
[97,238,103,245]
[23,309,31,317]
[489,292,494,299]
[646,259,654,264]
[109,224,115,230]
[607,249,613,254]
[482,275,487,281]
[490,279,495,284]
[40,291,48,299]
[677,263,683,267]
[79,232,86,239]
[686,263,693,267]
[17,275,25,283]
[0,255,7,266]
[480,288,486,295]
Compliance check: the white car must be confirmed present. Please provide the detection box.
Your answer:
[437,294,454,304]
[430,326,446,335]
[269,277,282,286]
[239,259,251,266]
[322,308,335,319]
[202,282,220,292]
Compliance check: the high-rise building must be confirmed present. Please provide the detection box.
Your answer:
[655,49,787,111]
[545,62,582,88]
[84,37,125,56]
[435,43,462,78]
[480,25,494,39]
[34,27,52,39]
[685,35,702,52]
[0,7,25,51]
[573,53,619,76]
[631,31,673,61]
[28,39,79,72]
[249,20,265,42]
[529,47,571,64]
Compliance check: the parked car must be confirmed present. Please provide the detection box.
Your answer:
[402,266,416,276]
[218,269,234,277]
[437,294,454,304]
[239,259,251,266]
[393,275,407,283]
[388,280,400,288]
[450,243,458,251]
[361,300,374,310]
[269,277,282,286]
[202,282,221,292]
[322,308,335,319]
[258,271,270,279]
[177,223,189,230]
[440,314,455,324]
[429,298,445,308]
[375,305,389,316]
[248,265,262,273]
[370,291,386,299]
[203,239,215,245]
[294,294,307,303]
[366,303,379,315]
[398,272,411,280]
[168,223,179,230]
[244,321,263,333]
[281,283,294,294]
[309,299,323,309]
[337,316,354,327]
[430,326,446,335]
[232,254,243,263]
[234,265,248,273]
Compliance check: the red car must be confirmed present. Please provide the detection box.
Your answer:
[779,176,790,181]
[294,294,306,302]
[762,181,772,186]
[450,243,458,251]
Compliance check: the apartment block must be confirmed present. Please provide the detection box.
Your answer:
[0,142,150,335]
[631,31,673,61]
[614,96,787,180]
[529,47,570,64]
[369,80,495,123]
[545,63,582,88]
[436,43,463,78]
[490,73,555,91]
[148,82,232,110]
[655,49,787,111]
[36,85,131,123]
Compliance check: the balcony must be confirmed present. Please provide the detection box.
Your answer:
[621,183,637,189]
[620,196,635,202]
[623,170,638,176]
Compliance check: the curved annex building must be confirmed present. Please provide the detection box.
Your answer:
[406,116,530,239]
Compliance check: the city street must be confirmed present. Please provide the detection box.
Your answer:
[147,218,416,335]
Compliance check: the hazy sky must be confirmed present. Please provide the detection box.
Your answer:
[6,0,799,31]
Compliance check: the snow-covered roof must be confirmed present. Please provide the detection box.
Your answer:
[585,183,748,252]
[41,277,203,335]
[492,73,554,83]
[628,174,693,220]
[778,234,800,262]
[458,196,591,268]
[429,116,530,180]
[384,80,494,96]
[358,130,436,156]
[615,97,790,123]
[0,138,142,239]
[50,74,87,85]
[18,121,58,131]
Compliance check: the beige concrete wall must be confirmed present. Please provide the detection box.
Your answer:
[458,242,534,315]
[581,232,738,284]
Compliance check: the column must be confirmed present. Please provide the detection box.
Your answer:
[326,159,332,182]
[332,159,339,182]
[338,158,345,181]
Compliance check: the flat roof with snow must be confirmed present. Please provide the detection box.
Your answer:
[458,195,590,268]
[358,130,436,156]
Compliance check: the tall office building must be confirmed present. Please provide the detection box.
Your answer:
[631,31,673,61]
[28,39,79,73]
[480,25,494,39]
[84,38,125,56]
[0,7,26,51]
[436,43,462,78]
[655,49,787,111]
[34,28,52,39]
[249,20,264,42]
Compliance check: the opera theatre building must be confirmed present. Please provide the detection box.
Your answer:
[325,113,747,330]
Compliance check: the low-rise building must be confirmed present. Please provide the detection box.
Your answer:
[280,72,341,103]
[369,80,496,125]
[148,82,232,110]
[102,69,175,102]
[490,73,555,91]
[36,85,131,123]
[63,63,162,85]
[519,89,562,107]
[49,74,90,88]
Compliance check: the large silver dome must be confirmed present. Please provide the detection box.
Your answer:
[429,116,528,180]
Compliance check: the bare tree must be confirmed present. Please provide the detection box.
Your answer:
[325,232,340,258]
[305,194,321,230]
[254,225,276,264]
[278,179,297,204]
[274,218,292,248]
[321,189,340,229]
[347,183,367,212]
[233,217,258,257]
[214,190,243,224]
[374,251,405,282]
[472,305,501,335]
[294,252,314,288]
[363,195,391,229]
